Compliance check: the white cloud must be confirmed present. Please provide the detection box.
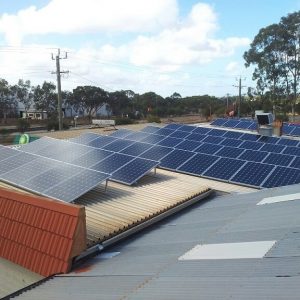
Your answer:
[0,0,178,45]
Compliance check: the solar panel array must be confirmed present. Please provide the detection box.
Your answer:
[211,117,300,137]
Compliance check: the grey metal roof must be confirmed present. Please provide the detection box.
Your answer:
[15,184,300,300]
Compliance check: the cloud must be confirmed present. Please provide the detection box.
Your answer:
[0,0,178,45]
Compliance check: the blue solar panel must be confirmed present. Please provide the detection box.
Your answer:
[223,119,240,128]
[102,139,134,152]
[262,152,294,167]
[223,131,244,139]
[169,130,191,139]
[203,157,246,180]
[178,153,220,175]
[185,133,206,142]
[215,146,245,158]
[283,146,300,156]
[231,161,275,187]
[19,137,57,154]
[260,143,285,154]
[239,140,263,151]
[240,133,261,141]
[140,125,161,133]
[290,157,300,169]
[70,132,99,144]
[282,125,295,135]
[87,136,117,148]
[194,143,223,155]
[109,129,134,138]
[238,149,269,162]
[202,135,224,144]
[210,118,227,126]
[174,140,202,151]
[155,128,175,136]
[0,146,20,161]
[159,149,196,170]
[90,153,134,173]
[208,128,226,136]
[164,123,183,130]
[120,142,153,156]
[258,136,280,144]
[248,122,257,130]
[277,138,299,147]
[139,145,173,161]
[140,134,166,144]
[220,138,243,147]
[261,166,300,188]
[157,136,182,147]
[177,125,196,132]
[291,127,300,136]
[111,158,158,185]
[235,121,253,129]
[192,127,212,135]
[71,149,113,168]
[125,131,151,142]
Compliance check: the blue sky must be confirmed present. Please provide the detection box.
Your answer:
[0,0,300,97]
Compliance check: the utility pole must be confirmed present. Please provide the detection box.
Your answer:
[52,49,69,131]
[233,77,246,118]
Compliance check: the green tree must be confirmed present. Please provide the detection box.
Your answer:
[0,79,17,123]
[14,79,34,119]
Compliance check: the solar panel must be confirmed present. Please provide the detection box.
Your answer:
[290,127,300,136]
[0,145,20,161]
[283,146,300,156]
[239,140,263,151]
[282,125,295,135]
[43,169,110,202]
[215,146,245,158]
[262,152,294,167]
[19,137,57,154]
[90,153,135,173]
[120,142,153,156]
[208,128,226,136]
[109,129,134,138]
[139,145,173,161]
[71,148,113,168]
[177,153,220,175]
[203,157,246,180]
[125,131,151,142]
[102,139,134,152]
[222,119,240,128]
[220,138,243,147]
[248,122,257,130]
[261,166,300,188]
[111,158,158,185]
[223,131,244,139]
[140,134,166,144]
[169,130,191,139]
[258,136,280,144]
[192,127,212,135]
[195,143,223,155]
[140,125,161,133]
[177,124,196,132]
[238,149,269,162]
[240,133,261,141]
[260,143,285,154]
[157,136,182,147]
[164,123,184,130]
[70,132,99,144]
[290,157,300,169]
[159,149,196,170]
[210,118,227,126]
[155,128,175,136]
[202,135,224,144]
[174,140,202,151]
[235,121,253,129]
[277,138,299,147]
[185,133,206,142]
[231,162,275,187]
[87,136,118,148]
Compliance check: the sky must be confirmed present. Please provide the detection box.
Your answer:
[0,0,300,98]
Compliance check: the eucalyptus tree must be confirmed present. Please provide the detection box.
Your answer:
[14,79,34,118]
[0,79,18,123]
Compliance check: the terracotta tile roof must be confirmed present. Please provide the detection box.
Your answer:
[0,187,86,277]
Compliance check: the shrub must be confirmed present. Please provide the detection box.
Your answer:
[115,118,135,125]
[147,115,161,123]
[17,119,30,133]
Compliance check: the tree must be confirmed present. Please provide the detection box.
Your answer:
[14,79,34,119]
[108,90,130,116]
[0,79,17,123]
[72,86,109,121]
[33,81,57,117]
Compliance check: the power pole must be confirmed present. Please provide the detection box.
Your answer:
[52,49,69,131]
[233,77,246,118]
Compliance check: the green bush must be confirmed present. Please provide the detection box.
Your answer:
[17,119,30,133]
[47,120,69,131]
[147,115,161,123]
[115,118,135,125]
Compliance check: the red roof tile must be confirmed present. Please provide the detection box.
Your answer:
[0,187,86,276]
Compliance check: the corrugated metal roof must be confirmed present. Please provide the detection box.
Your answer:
[15,184,300,300]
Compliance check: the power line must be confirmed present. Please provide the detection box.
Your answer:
[233,76,246,118]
